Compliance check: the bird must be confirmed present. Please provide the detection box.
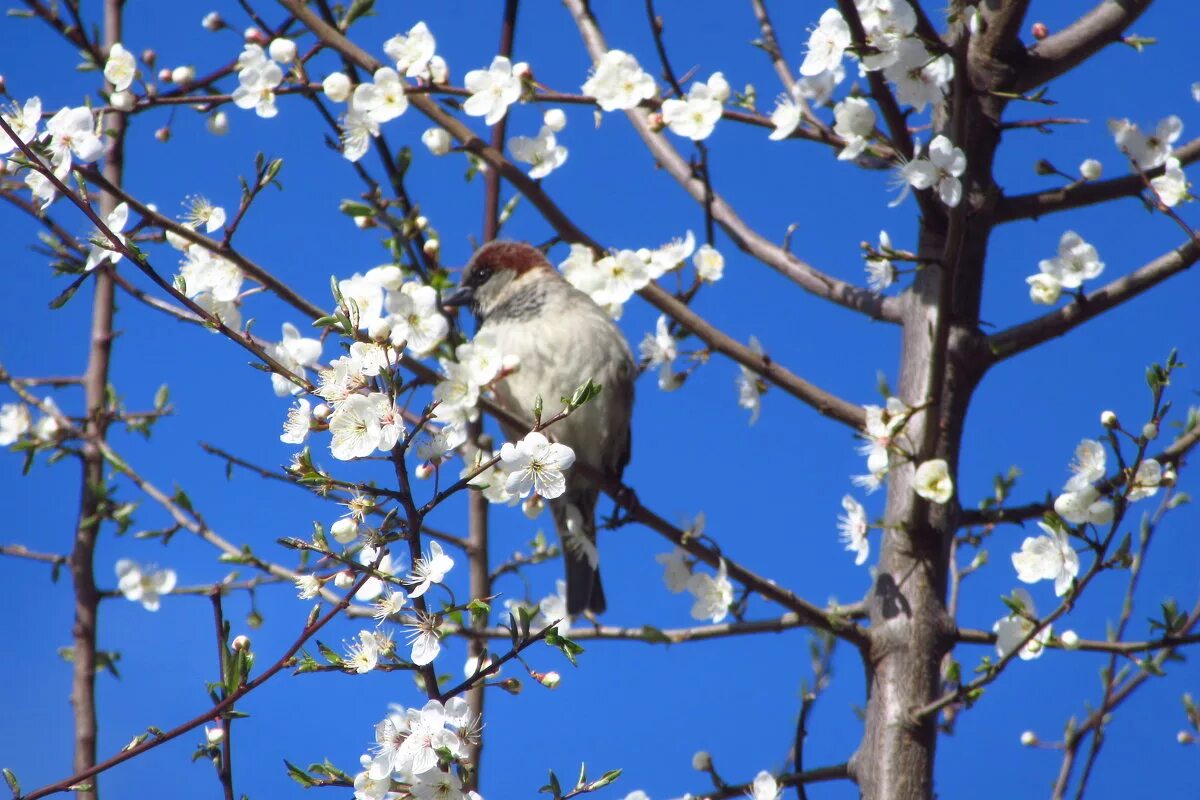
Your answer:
[444,240,634,616]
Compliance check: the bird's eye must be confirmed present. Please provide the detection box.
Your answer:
[469,266,493,287]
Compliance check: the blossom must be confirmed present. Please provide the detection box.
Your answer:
[1064,439,1106,491]
[687,560,733,623]
[116,559,177,611]
[357,545,397,602]
[322,71,352,102]
[914,459,953,504]
[796,62,845,105]
[280,398,312,444]
[193,292,241,330]
[1150,157,1191,207]
[352,67,409,124]
[180,248,244,302]
[1108,116,1182,170]
[104,43,137,91]
[866,231,897,293]
[1080,158,1103,180]
[582,49,657,111]
[340,110,379,163]
[0,403,32,445]
[330,517,359,544]
[31,397,63,442]
[405,611,443,667]
[455,330,505,387]
[500,432,575,499]
[295,573,322,599]
[182,196,227,233]
[345,630,381,674]
[405,540,454,598]
[383,21,436,79]
[411,770,462,800]
[509,125,567,179]
[338,272,386,328]
[656,547,691,593]
[859,397,909,478]
[83,202,130,272]
[538,579,571,631]
[374,588,408,623]
[749,771,781,800]
[639,315,680,392]
[1025,273,1062,305]
[232,57,283,118]
[386,281,449,355]
[1038,231,1104,289]
[269,322,322,396]
[768,93,802,141]
[1127,458,1162,501]
[0,96,42,155]
[883,38,954,112]
[800,9,850,77]
[661,75,725,141]
[1012,521,1079,596]
[422,127,452,155]
[543,108,567,132]
[44,106,104,170]
[736,336,765,424]
[858,0,918,70]
[901,135,966,207]
[463,55,522,125]
[329,394,384,460]
[1054,485,1113,526]
[993,588,1051,660]
[592,249,651,307]
[833,97,875,161]
[268,37,296,63]
[694,244,725,282]
[645,230,694,278]
[838,495,869,565]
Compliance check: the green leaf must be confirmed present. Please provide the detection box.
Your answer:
[588,768,622,791]
[284,760,317,788]
[153,384,170,411]
[339,200,374,217]
[639,625,672,644]
[565,378,602,410]
[3,767,21,797]
[317,640,343,666]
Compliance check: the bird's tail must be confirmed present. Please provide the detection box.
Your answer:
[551,488,606,616]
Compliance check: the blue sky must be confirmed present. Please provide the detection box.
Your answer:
[2,2,1199,799]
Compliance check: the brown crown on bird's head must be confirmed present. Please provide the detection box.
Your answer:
[446,240,555,318]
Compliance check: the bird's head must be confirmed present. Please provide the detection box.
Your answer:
[443,240,555,319]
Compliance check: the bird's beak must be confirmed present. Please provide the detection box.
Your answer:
[442,285,474,308]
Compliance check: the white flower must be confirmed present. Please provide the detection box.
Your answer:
[357,545,397,602]
[428,55,448,84]
[902,135,966,207]
[591,249,650,308]
[796,63,845,106]
[31,397,63,442]
[180,248,243,302]
[838,495,869,565]
[1025,273,1062,305]
[646,230,695,278]
[640,315,680,391]
[280,398,312,444]
[1054,485,1114,526]
[661,77,725,141]
[656,547,691,593]
[883,38,954,113]
[1150,157,1191,207]
[411,770,462,800]
[693,244,725,282]
[0,403,32,445]
[993,588,1051,660]
[270,322,322,396]
[509,125,567,179]
[422,127,452,155]
[914,459,953,504]
[232,58,283,118]
[768,93,802,141]
[44,106,104,170]
[329,394,383,460]
[268,37,297,63]
[386,281,449,355]
[295,573,321,599]
[454,331,505,387]
[206,111,229,135]
[1012,521,1079,596]
[405,540,454,598]
[543,108,567,132]
[736,336,765,424]
[115,559,177,611]
[1108,116,1182,170]
[340,110,379,163]
[338,272,386,328]
[182,196,226,234]
[322,71,352,102]
[405,612,443,667]
[84,202,130,272]
[330,517,359,544]
[538,579,571,631]
[800,9,850,77]
[858,0,918,70]
[104,43,137,92]
[1127,458,1162,501]
[463,55,522,125]
[0,96,42,155]
[687,560,733,623]
[464,449,514,505]
[582,49,657,111]
[748,771,781,800]
[500,432,575,499]
[859,397,908,478]
[352,67,409,124]
[345,630,380,674]
[1080,159,1103,180]
[1038,231,1104,289]
[193,292,241,330]
[315,356,367,406]
[1064,439,1106,491]
[383,21,436,79]
[833,96,875,161]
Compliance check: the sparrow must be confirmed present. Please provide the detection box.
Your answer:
[445,240,634,616]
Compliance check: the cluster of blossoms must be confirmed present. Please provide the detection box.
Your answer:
[768,62,846,141]
[166,206,248,329]
[1,97,102,210]
[559,232,722,319]
[231,41,290,118]
[1025,231,1104,305]
[508,108,568,179]
[655,518,735,624]
[661,72,729,141]
[1108,116,1193,207]
[582,49,658,112]
[863,230,899,293]
[0,397,66,445]
[895,135,967,208]
[115,559,177,612]
[354,698,482,800]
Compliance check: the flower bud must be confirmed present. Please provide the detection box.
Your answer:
[322,72,352,102]
[532,670,561,689]
[354,215,373,229]
[158,67,173,83]
[244,26,268,45]
[142,49,156,68]
[313,403,331,422]
[205,725,224,744]
[1079,159,1103,180]
[415,462,434,480]
[1142,422,1158,441]
[513,61,532,79]
[268,38,297,63]
[498,677,522,695]
[1031,22,1048,39]
[1100,410,1118,427]
[522,494,544,519]
[414,215,429,230]
[171,65,196,84]
[1179,731,1196,745]
[692,751,712,771]
[330,517,359,544]
[422,127,452,156]
[501,353,522,372]
[1059,630,1080,649]
[333,569,355,589]
[367,317,392,342]
[202,12,224,32]
[422,238,440,257]
[206,111,229,136]
[543,108,567,132]
[110,91,135,111]
[428,55,449,84]
[648,111,666,132]
[231,634,251,651]
[154,126,171,142]
[1020,731,1038,747]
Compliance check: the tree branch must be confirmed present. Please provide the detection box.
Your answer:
[1014,0,1155,92]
